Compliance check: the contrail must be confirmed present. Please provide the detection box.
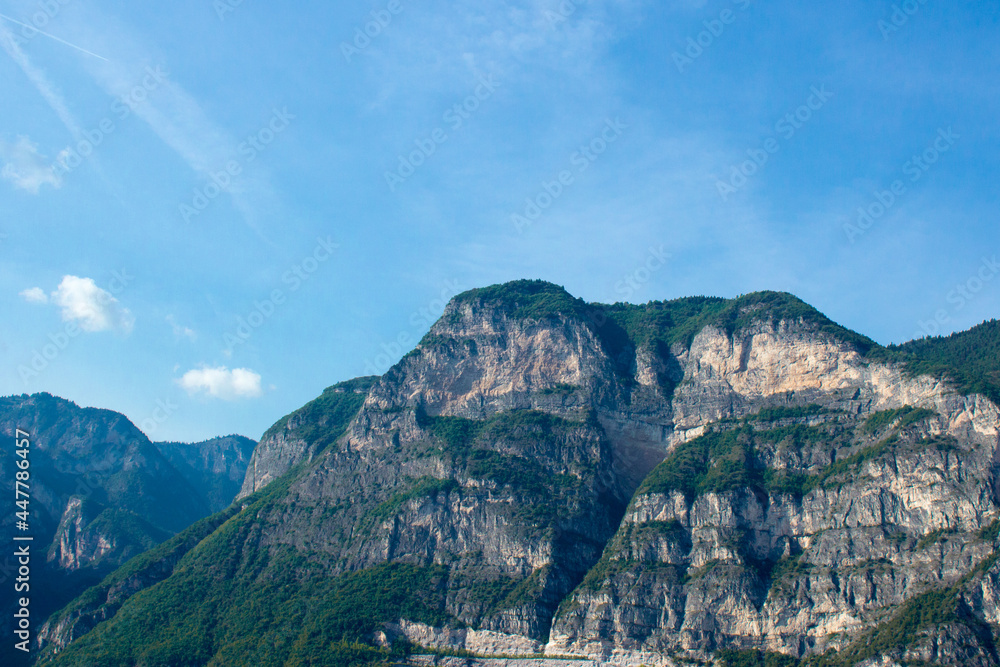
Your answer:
[0,13,108,61]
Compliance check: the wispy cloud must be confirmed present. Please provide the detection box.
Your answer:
[3,4,278,230]
[0,136,61,193]
[63,8,278,230]
[0,12,107,61]
[166,314,197,341]
[0,22,82,140]
[19,286,48,304]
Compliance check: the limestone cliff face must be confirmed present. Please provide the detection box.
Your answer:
[41,285,1000,667]
[547,322,1000,664]
[47,496,169,571]
[227,288,1000,664]
[237,377,375,498]
[238,429,313,498]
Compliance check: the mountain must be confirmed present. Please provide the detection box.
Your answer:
[36,281,1000,666]
[155,435,257,513]
[0,394,256,664]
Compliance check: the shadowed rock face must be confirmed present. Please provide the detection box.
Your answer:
[0,394,209,570]
[37,283,1000,666]
[155,435,257,512]
[0,393,253,663]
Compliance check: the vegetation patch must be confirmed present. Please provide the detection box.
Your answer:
[49,544,451,667]
[717,649,800,667]
[803,587,960,666]
[452,279,592,323]
[415,408,484,449]
[637,427,759,499]
[681,559,719,584]
[365,477,460,528]
[638,419,907,501]
[863,406,935,434]
[494,565,549,611]
[915,527,956,550]
[979,518,1000,542]
[86,507,172,554]
[743,404,830,423]
[768,553,814,592]
[539,382,579,395]
[411,408,588,531]
[260,376,375,449]
[638,424,849,499]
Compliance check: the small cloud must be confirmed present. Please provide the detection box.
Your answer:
[0,136,61,194]
[177,366,262,400]
[52,275,134,334]
[20,287,48,304]
[166,314,197,341]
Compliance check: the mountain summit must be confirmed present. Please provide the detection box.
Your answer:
[37,281,1000,666]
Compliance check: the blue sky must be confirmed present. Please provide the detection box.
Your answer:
[1,0,998,442]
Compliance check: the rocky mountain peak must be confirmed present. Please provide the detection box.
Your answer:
[36,286,1000,667]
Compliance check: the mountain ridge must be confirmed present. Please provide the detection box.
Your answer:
[32,281,1000,666]
[0,394,257,665]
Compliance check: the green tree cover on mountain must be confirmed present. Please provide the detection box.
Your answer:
[43,446,455,667]
[414,408,587,493]
[871,318,1000,405]
[261,376,377,448]
[862,406,936,434]
[453,279,878,360]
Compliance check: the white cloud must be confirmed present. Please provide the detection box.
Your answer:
[177,366,262,400]
[166,314,196,341]
[1,136,61,193]
[51,275,134,333]
[20,287,48,304]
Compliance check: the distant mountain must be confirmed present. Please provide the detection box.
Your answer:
[155,435,257,513]
[36,281,1000,667]
[0,394,256,665]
